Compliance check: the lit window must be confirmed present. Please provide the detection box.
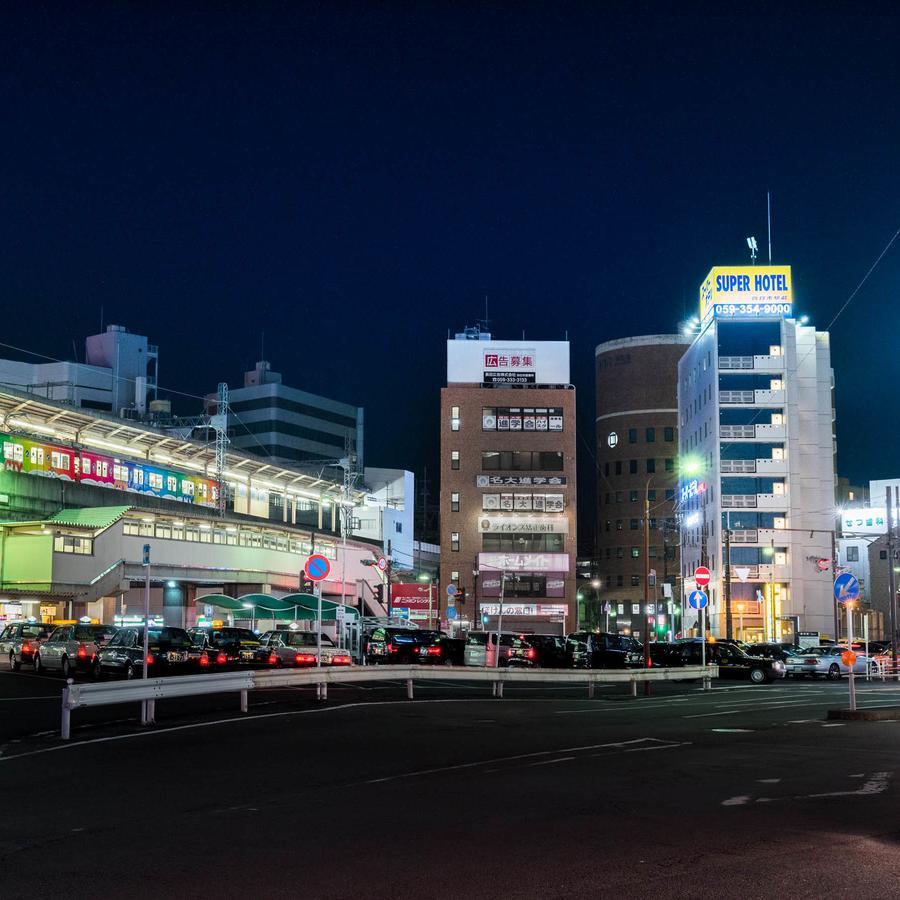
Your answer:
[451,492,460,512]
[451,532,460,552]
[451,450,460,470]
[451,406,460,431]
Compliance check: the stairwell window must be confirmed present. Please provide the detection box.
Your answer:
[451,492,460,512]
[451,450,460,470]
[450,406,461,431]
[451,532,460,552]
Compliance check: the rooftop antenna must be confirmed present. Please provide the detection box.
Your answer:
[260,331,265,361]
[767,191,773,263]
[746,236,758,264]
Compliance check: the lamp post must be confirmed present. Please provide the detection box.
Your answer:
[736,602,745,641]
[591,578,603,631]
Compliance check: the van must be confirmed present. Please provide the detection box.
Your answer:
[464,631,533,667]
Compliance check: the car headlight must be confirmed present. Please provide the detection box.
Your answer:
[773,661,785,670]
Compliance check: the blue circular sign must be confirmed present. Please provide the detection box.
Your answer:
[688,590,708,610]
[446,606,458,620]
[305,554,331,581]
[834,572,860,603]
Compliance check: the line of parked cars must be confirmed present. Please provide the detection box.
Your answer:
[0,621,352,679]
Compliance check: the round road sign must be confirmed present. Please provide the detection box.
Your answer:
[446,606,458,620]
[446,584,458,597]
[841,650,857,668]
[304,554,331,582]
[376,556,387,572]
[694,566,711,589]
[834,572,860,604]
[688,590,708,610]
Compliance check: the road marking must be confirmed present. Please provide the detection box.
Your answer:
[804,772,891,798]
[528,756,575,767]
[757,778,781,783]
[711,728,754,733]
[821,723,846,727]
[722,796,750,806]
[683,709,742,718]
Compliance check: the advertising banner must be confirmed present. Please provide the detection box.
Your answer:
[476,475,567,487]
[699,265,792,320]
[447,340,570,385]
[478,516,568,534]
[480,573,566,598]
[390,583,435,609]
[479,603,568,617]
[478,552,570,573]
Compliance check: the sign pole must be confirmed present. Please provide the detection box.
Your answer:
[847,601,856,711]
[141,543,151,726]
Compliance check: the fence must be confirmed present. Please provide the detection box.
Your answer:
[59,664,717,739]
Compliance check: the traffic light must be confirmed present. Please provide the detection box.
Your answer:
[373,583,384,604]
[300,574,314,593]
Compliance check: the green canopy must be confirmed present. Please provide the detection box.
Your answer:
[197,592,357,622]
[47,506,132,530]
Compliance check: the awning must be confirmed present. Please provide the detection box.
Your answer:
[46,506,132,530]
[196,593,358,622]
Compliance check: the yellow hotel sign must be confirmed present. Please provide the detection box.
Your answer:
[699,265,792,319]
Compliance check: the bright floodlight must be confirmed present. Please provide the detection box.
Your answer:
[680,455,703,476]
[747,236,758,251]
[800,315,809,324]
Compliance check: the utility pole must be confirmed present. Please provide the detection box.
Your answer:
[386,538,392,617]
[643,480,651,696]
[724,524,733,639]
[831,529,840,642]
[214,382,229,518]
[887,487,897,666]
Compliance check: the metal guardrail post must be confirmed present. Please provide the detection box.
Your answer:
[630,677,637,697]
[240,689,248,713]
[406,678,414,700]
[587,679,594,699]
[61,681,71,740]
[146,699,156,724]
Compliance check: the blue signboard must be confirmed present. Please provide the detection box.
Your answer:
[688,590,708,610]
[834,572,860,604]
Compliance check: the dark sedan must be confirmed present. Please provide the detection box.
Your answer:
[95,627,200,679]
[187,626,262,667]
[654,639,785,684]
[366,628,443,664]
[417,634,466,666]
[517,634,567,668]
[566,632,644,669]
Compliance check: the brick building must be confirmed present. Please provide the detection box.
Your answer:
[593,335,691,639]
[440,332,577,635]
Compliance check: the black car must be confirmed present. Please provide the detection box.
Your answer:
[656,639,785,684]
[95,627,200,679]
[566,632,644,669]
[187,626,262,667]
[366,627,443,664]
[746,642,797,662]
[513,634,567,668]
[416,633,466,666]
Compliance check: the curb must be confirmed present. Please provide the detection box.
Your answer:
[827,708,900,721]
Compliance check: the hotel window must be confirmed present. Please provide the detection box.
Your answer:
[615,461,622,475]
[631,547,640,558]
[616,519,623,530]
[616,491,623,503]
[665,489,675,501]
[630,519,639,530]
[665,458,674,472]
[451,406,460,431]
[629,460,637,474]
[628,428,637,443]
[451,492,460,512]
[646,427,655,443]
[648,489,656,501]
[631,575,641,587]
[664,427,674,442]
[646,458,656,473]
[629,490,638,502]
[616,547,624,558]
[616,575,624,587]
[451,532,460,552]
[451,450,460,470]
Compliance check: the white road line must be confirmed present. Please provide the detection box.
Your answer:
[711,728,754,733]
[0,695,57,702]
[683,709,742,718]
[757,778,781,783]
[528,756,575,767]
[804,772,891,798]
[722,796,751,806]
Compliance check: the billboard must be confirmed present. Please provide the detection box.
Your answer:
[699,265,792,320]
[390,583,436,609]
[478,552,570,573]
[478,516,568,534]
[841,508,888,535]
[447,340,570,385]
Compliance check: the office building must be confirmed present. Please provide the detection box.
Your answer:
[439,329,577,635]
[210,360,363,468]
[678,265,836,642]
[594,335,691,638]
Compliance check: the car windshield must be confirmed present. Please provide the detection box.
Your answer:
[466,633,488,646]
[285,632,334,647]
[21,625,49,638]
[804,647,840,656]
[233,630,259,643]
[146,628,193,650]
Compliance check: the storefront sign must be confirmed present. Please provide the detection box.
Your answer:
[447,340,570,385]
[478,516,568,534]
[476,475,567,487]
[479,603,568,617]
[478,552,570,573]
[480,573,566,598]
[389,583,436,610]
[842,508,888,535]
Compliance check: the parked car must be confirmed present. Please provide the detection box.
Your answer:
[746,642,797,662]
[187,626,262,667]
[95,627,200,678]
[255,629,352,667]
[366,628,444,664]
[797,645,874,679]
[516,634,568,668]
[1,620,54,670]
[417,633,466,666]
[34,623,118,677]
[463,631,536,667]
[656,639,785,683]
[566,632,644,669]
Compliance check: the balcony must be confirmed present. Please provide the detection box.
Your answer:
[720,423,785,440]
[722,493,788,511]
[718,353,784,372]
[728,527,780,545]
[756,457,787,475]
[757,492,788,510]
[752,389,784,405]
[755,423,786,439]
[719,389,784,406]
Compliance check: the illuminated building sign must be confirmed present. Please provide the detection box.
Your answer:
[680,479,708,502]
[699,265,793,320]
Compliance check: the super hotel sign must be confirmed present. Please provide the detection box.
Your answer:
[699,265,793,320]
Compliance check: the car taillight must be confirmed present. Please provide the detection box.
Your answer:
[216,652,227,665]
[805,658,817,664]
[426,646,442,656]
[388,642,397,653]
[526,648,536,659]
[199,654,210,667]
[333,655,351,665]
[268,652,278,665]
[295,653,316,665]
[21,641,31,653]
[76,644,88,659]
[145,654,154,665]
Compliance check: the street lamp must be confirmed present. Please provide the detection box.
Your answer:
[736,602,746,641]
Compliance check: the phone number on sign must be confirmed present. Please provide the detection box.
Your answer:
[713,302,792,317]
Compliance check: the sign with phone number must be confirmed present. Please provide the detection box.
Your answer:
[713,302,792,318]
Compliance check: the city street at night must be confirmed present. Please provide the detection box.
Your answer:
[3,674,900,898]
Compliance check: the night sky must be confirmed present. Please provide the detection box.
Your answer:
[2,3,899,540]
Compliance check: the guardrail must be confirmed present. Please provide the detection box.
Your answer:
[59,664,717,739]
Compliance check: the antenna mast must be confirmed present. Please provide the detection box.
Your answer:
[767,191,773,263]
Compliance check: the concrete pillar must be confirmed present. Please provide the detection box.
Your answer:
[162,582,185,627]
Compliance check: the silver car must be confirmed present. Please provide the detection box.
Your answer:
[1,621,54,670]
[256,629,352,667]
[798,645,874,680]
[34,623,118,677]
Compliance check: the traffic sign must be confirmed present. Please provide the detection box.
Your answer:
[376,556,387,572]
[304,554,331,582]
[446,606,458,620]
[688,590,708,610]
[143,543,151,566]
[694,566,711,588]
[834,572,860,603]
[841,650,857,667]
[446,584,457,597]
[393,607,410,620]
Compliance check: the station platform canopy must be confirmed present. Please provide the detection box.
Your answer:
[197,593,359,621]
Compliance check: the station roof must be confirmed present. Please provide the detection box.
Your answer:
[199,592,358,620]
[46,506,132,530]
[0,385,364,504]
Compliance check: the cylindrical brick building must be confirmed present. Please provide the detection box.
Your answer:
[593,335,691,640]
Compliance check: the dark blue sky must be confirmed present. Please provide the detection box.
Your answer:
[2,3,898,516]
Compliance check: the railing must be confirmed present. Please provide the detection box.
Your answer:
[722,494,757,508]
[720,390,755,404]
[720,425,756,439]
[719,356,754,370]
[730,529,759,543]
[720,459,756,473]
[59,664,718,739]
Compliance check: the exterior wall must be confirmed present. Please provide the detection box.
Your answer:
[679,316,836,642]
[0,359,113,410]
[594,335,690,637]
[838,537,871,602]
[355,468,415,565]
[85,325,157,414]
[439,379,577,635]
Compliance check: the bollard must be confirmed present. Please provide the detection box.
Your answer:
[61,683,71,740]
[240,689,248,713]
[406,678,414,700]
[587,679,595,699]
[630,678,637,697]
[497,681,504,699]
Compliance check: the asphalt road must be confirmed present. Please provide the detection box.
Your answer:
[3,671,900,899]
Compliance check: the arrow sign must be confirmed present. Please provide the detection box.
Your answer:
[834,572,860,604]
[688,590,708,610]
[694,566,711,588]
